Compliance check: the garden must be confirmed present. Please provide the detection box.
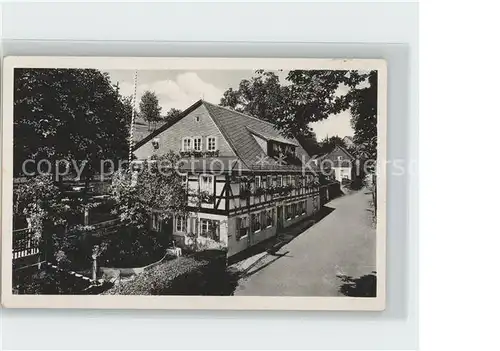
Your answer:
[12,153,228,295]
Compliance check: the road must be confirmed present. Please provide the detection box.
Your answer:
[234,190,377,296]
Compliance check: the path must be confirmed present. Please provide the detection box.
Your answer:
[234,190,376,296]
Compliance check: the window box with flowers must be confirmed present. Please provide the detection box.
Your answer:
[179,150,204,158]
[238,176,252,199]
[255,187,266,197]
[204,150,220,158]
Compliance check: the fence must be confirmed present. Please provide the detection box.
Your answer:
[12,228,40,259]
[13,218,122,259]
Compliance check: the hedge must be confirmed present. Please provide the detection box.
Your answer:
[103,251,227,295]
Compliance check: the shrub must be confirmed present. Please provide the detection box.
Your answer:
[98,227,166,268]
[103,256,207,295]
[13,267,92,295]
[103,250,227,295]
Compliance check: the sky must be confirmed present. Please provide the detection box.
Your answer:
[104,69,354,140]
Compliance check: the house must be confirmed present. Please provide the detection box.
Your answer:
[319,145,357,182]
[132,100,324,257]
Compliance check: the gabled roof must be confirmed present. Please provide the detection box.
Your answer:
[323,144,356,162]
[133,100,312,172]
[201,101,310,170]
[132,100,205,151]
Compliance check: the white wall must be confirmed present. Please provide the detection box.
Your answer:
[173,212,228,248]
[335,167,352,180]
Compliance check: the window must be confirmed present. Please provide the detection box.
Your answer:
[252,213,261,232]
[277,175,283,187]
[313,197,319,212]
[195,116,200,122]
[283,175,288,186]
[267,175,272,187]
[175,216,187,232]
[337,156,343,161]
[182,137,193,151]
[200,219,220,241]
[255,176,261,189]
[207,136,217,151]
[193,137,202,151]
[286,205,292,220]
[266,209,274,227]
[239,178,250,198]
[181,174,188,186]
[288,175,293,186]
[199,175,214,194]
[302,201,306,214]
[236,216,249,240]
[152,138,160,150]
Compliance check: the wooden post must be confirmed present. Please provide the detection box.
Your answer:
[84,208,89,226]
[91,245,99,282]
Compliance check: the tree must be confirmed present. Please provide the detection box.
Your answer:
[139,90,162,131]
[110,152,191,231]
[162,108,183,124]
[14,69,131,186]
[287,70,377,160]
[220,70,324,155]
[318,135,347,154]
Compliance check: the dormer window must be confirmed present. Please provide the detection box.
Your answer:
[152,137,160,150]
[182,137,193,151]
[207,136,217,151]
[268,141,297,159]
[193,137,202,152]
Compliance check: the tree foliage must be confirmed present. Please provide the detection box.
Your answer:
[13,69,131,178]
[13,175,67,241]
[287,70,377,160]
[220,69,378,161]
[318,135,347,154]
[220,70,320,154]
[110,152,190,230]
[139,90,162,130]
[162,108,183,123]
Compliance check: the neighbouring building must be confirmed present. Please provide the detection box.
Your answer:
[319,145,358,182]
[133,100,326,257]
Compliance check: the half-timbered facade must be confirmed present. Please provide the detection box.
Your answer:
[133,100,322,257]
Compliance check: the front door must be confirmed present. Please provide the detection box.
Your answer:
[276,206,283,231]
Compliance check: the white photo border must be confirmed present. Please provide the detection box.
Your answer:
[1,56,387,310]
